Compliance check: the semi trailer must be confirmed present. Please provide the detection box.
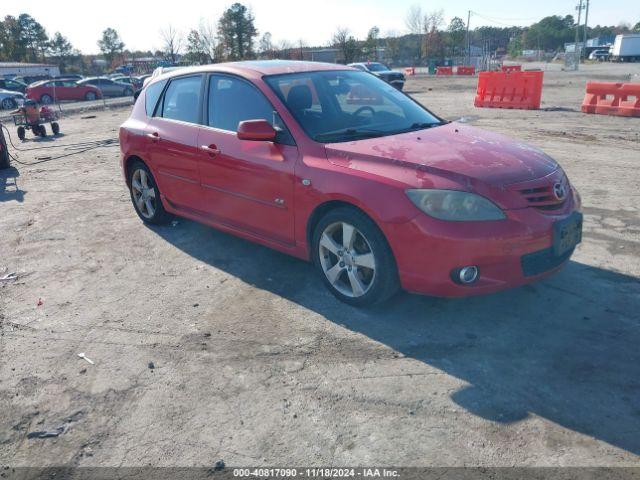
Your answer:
[610,34,640,62]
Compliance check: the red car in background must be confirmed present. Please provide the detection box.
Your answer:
[120,61,582,306]
[26,79,102,104]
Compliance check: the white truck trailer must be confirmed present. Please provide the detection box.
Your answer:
[610,34,640,62]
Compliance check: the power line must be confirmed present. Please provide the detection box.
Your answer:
[469,11,539,27]
[472,12,541,22]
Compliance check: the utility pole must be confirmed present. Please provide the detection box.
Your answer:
[574,0,584,68]
[466,10,471,65]
[582,0,590,60]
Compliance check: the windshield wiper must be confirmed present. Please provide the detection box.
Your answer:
[407,121,444,130]
[315,127,387,141]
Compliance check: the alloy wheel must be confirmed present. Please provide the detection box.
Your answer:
[131,168,157,219]
[318,221,376,298]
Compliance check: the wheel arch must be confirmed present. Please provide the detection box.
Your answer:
[124,155,147,186]
[305,199,392,260]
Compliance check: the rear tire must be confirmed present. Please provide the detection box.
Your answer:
[85,91,97,101]
[38,125,46,137]
[312,207,400,307]
[40,94,53,104]
[51,122,60,135]
[128,160,172,225]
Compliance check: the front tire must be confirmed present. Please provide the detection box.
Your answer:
[128,160,171,225]
[17,127,26,141]
[312,207,399,306]
[1,97,16,110]
[40,94,53,104]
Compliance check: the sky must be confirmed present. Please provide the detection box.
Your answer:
[3,0,639,54]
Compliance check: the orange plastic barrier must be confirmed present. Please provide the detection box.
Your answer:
[457,66,476,76]
[404,67,415,76]
[474,71,544,110]
[581,82,640,117]
[436,66,453,76]
[501,65,522,73]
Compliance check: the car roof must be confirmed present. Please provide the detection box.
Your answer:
[153,60,354,82]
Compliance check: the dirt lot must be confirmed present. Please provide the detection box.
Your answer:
[1,63,639,469]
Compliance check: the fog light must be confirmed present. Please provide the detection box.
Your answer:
[458,266,479,284]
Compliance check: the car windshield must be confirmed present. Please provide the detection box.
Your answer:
[365,63,389,72]
[265,70,443,143]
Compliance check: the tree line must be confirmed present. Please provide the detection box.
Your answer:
[0,4,261,73]
[1,4,639,74]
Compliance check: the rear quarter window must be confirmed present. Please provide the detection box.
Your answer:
[144,80,167,116]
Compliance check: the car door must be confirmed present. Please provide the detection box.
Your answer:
[99,79,115,96]
[145,74,205,211]
[56,80,75,100]
[196,74,298,244]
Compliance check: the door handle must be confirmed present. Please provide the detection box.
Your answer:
[200,144,221,156]
[146,132,160,142]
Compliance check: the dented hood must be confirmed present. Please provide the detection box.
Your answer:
[324,123,558,188]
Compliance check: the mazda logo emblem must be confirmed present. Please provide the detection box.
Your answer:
[553,182,567,201]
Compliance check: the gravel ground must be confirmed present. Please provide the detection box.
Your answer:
[0,62,639,469]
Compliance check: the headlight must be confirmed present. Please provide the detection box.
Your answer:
[406,189,506,221]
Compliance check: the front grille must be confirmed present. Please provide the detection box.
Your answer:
[521,247,573,277]
[511,171,569,211]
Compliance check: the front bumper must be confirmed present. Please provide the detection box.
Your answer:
[385,201,581,297]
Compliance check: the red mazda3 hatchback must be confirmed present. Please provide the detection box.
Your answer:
[120,61,582,306]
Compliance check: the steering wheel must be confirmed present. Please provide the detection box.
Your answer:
[353,106,375,118]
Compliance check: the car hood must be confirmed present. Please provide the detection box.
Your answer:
[324,122,558,188]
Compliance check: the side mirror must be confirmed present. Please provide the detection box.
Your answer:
[237,119,276,141]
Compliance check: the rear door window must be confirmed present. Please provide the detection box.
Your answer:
[159,75,203,124]
[145,80,167,116]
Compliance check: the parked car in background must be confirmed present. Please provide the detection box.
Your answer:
[14,75,51,85]
[0,78,28,93]
[137,74,152,84]
[0,88,25,109]
[26,79,102,104]
[588,49,610,61]
[53,74,83,81]
[113,76,143,90]
[348,62,406,90]
[134,75,153,99]
[143,67,183,87]
[120,61,582,306]
[78,77,134,97]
